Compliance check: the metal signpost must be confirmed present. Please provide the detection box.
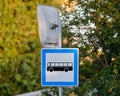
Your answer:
[37,5,79,96]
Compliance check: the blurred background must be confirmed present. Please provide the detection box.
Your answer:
[0,0,120,96]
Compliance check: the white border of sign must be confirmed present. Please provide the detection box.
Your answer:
[41,48,79,86]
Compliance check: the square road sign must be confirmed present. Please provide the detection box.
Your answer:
[41,48,79,86]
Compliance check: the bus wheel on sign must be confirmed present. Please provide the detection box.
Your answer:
[49,67,54,72]
[64,68,69,72]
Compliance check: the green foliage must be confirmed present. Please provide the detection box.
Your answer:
[0,0,62,95]
[61,0,120,96]
[0,0,45,95]
[45,0,62,9]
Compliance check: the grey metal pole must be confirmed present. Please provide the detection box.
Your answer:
[58,19,63,96]
[58,19,62,48]
[59,87,63,96]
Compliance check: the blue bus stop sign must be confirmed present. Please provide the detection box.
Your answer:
[41,48,79,86]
